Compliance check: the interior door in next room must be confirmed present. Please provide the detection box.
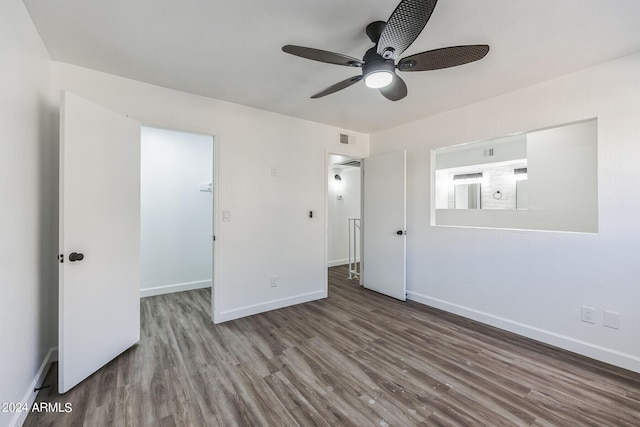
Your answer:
[362,150,407,301]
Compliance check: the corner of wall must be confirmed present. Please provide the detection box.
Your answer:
[214,290,326,324]
[8,347,58,427]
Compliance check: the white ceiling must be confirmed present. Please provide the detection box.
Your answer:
[24,0,640,133]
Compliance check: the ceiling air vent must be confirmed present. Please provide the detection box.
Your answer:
[339,134,349,144]
[334,159,361,168]
[483,148,494,157]
[453,172,483,180]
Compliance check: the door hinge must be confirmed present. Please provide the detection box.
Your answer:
[213,235,216,242]
[58,254,64,263]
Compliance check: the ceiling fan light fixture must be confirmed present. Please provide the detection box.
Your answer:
[362,59,395,89]
[364,70,394,89]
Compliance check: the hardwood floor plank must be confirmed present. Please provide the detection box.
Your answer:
[263,371,330,427]
[24,265,640,426]
[276,351,361,426]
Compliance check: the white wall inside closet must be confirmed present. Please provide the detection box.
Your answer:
[140,127,213,297]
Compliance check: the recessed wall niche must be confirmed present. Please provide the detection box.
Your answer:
[432,119,598,233]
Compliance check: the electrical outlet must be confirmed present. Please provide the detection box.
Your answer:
[581,306,596,324]
[270,275,278,288]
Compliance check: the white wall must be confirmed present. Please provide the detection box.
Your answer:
[370,52,640,373]
[51,62,369,323]
[140,127,213,297]
[527,120,598,231]
[0,2,57,427]
[328,167,361,266]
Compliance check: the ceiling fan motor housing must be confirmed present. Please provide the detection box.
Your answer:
[363,48,395,72]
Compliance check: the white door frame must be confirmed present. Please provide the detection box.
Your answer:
[324,150,364,295]
[141,124,220,323]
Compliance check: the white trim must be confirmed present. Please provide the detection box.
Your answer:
[214,290,326,324]
[212,135,219,326]
[140,279,211,298]
[407,291,640,374]
[324,149,329,301]
[10,347,58,427]
[328,258,360,267]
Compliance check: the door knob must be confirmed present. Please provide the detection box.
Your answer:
[396,230,405,235]
[69,252,84,262]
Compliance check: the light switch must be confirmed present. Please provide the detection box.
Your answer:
[222,210,230,222]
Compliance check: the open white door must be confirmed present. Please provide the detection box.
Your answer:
[59,91,141,393]
[362,150,406,300]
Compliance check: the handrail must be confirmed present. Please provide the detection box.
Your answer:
[348,218,361,280]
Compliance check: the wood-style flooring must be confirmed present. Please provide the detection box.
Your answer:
[25,266,640,426]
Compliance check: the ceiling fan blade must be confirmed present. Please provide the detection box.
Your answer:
[379,74,407,101]
[377,0,438,60]
[311,76,363,99]
[398,45,490,71]
[282,45,364,67]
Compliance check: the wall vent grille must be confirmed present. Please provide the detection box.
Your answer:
[339,134,349,144]
[483,148,494,157]
[334,159,361,168]
[453,172,483,180]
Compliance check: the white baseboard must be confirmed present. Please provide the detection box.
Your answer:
[328,258,360,267]
[10,347,58,427]
[214,290,326,324]
[407,291,640,374]
[141,279,211,298]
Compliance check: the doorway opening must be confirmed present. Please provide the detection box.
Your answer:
[140,127,214,302]
[325,149,408,301]
[326,154,362,292]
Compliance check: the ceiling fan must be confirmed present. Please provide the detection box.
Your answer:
[282,0,489,101]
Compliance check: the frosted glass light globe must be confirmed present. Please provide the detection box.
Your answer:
[364,71,393,89]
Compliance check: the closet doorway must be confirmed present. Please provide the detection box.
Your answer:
[140,127,214,298]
